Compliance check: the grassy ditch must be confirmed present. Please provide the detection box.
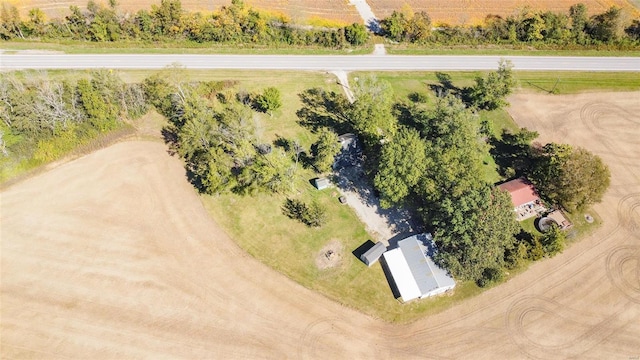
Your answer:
[0,40,373,55]
[385,43,640,57]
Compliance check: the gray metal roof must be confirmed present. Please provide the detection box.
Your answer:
[313,177,330,190]
[397,234,455,295]
[361,242,386,266]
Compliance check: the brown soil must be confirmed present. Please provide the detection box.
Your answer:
[315,239,343,270]
[2,91,639,358]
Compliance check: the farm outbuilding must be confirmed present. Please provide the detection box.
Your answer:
[313,177,330,190]
[382,234,456,302]
[360,242,386,266]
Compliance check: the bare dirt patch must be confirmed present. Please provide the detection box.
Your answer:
[315,239,343,270]
[2,90,639,358]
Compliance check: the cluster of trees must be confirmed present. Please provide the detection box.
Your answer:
[143,69,342,198]
[298,65,609,284]
[378,94,521,283]
[0,0,369,48]
[0,71,146,169]
[491,128,610,213]
[298,74,520,284]
[380,4,640,47]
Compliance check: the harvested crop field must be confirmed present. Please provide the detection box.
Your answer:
[1,91,639,358]
[368,0,640,25]
[12,0,640,27]
[12,0,361,25]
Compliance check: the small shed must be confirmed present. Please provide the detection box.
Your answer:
[360,242,386,266]
[313,177,330,190]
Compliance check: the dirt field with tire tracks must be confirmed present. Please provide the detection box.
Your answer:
[1,91,639,358]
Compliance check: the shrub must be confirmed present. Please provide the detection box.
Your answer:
[476,267,504,287]
[282,198,327,227]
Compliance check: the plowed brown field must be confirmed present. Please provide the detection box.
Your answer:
[11,0,640,26]
[1,91,639,358]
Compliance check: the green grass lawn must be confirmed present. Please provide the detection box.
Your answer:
[563,208,603,242]
[514,71,640,93]
[358,70,640,96]
[190,71,487,322]
[385,44,640,57]
[520,216,540,236]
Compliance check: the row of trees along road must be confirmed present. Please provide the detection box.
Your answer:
[0,0,368,48]
[2,1,637,49]
[380,3,640,47]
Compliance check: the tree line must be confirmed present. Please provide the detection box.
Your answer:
[0,0,369,48]
[380,4,640,48]
[0,71,146,175]
[2,1,638,49]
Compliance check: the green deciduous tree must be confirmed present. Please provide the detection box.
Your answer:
[588,6,628,42]
[569,3,589,44]
[415,95,483,205]
[469,59,515,110]
[380,10,407,41]
[255,87,282,116]
[374,127,427,208]
[238,148,294,194]
[540,224,565,256]
[24,8,47,37]
[531,143,610,211]
[77,79,117,132]
[151,0,184,37]
[432,184,520,281]
[344,23,368,45]
[347,75,397,149]
[310,128,341,173]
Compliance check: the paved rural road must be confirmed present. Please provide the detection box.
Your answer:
[1,53,640,71]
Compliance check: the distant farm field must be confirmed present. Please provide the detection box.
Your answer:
[11,0,362,25]
[10,0,640,26]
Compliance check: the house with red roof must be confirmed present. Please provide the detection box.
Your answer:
[497,177,546,221]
